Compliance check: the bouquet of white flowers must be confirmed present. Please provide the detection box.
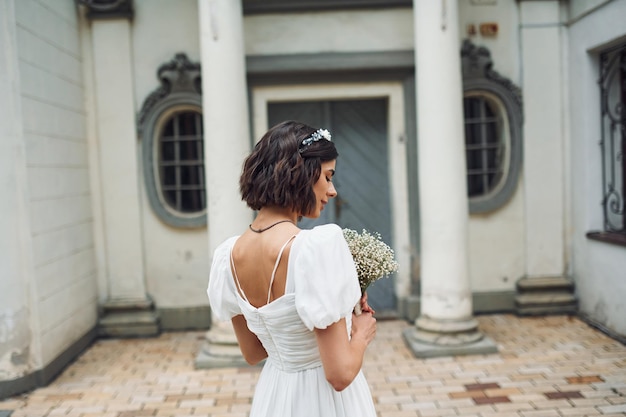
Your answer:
[342,228,399,315]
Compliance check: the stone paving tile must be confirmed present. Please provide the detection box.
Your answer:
[0,314,625,417]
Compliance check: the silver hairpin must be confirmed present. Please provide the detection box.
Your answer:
[300,129,332,151]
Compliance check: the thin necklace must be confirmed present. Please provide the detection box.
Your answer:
[249,219,294,233]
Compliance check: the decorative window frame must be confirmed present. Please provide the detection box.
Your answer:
[461,39,524,214]
[137,53,206,228]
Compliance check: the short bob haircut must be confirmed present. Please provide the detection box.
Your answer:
[240,120,338,215]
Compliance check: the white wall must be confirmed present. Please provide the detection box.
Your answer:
[568,0,626,338]
[458,0,521,82]
[519,1,567,280]
[569,0,612,21]
[132,0,208,308]
[15,0,97,366]
[0,0,39,381]
[244,8,414,55]
[459,1,525,292]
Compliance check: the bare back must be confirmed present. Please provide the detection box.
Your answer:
[230,225,300,308]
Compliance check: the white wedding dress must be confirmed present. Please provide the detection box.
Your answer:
[208,224,377,417]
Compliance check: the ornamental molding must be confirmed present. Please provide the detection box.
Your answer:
[461,39,523,111]
[76,0,133,20]
[137,53,202,135]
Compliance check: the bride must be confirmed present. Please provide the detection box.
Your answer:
[208,120,378,416]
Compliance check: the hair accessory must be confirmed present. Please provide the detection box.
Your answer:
[299,128,331,152]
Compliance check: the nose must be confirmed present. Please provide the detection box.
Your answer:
[328,182,337,198]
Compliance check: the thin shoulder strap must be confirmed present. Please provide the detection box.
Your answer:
[230,248,249,303]
[267,235,297,304]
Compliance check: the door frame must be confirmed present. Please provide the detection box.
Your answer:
[252,82,411,302]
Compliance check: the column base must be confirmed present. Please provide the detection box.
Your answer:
[194,321,250,369]
[403,315,498,358]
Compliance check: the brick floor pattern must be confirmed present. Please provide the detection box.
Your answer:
[1,314,625,417]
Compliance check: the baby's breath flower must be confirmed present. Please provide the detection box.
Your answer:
[342,228,399,294]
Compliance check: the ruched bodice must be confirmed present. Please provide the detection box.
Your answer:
[238,294,322,372]
[208,224,376,417]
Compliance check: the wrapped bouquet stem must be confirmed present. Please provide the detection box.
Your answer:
[343,228,399,315]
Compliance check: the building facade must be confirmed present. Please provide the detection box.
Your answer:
[0,0,624,398]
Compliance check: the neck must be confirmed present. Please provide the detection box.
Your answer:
[248,207,298,233]
[255,207,298,224]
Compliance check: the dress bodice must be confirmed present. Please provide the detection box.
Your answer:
[229,229,351,372]
[237,294,322,372]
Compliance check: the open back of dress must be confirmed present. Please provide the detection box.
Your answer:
[208,224,376,417]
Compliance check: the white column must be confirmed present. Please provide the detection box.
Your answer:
[403,0,496,357]
[90,17,157,335]
[196,0,252,368]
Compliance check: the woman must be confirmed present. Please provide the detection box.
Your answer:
[207,120,377,417]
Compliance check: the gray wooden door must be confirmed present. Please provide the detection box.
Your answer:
[268,99,396,314]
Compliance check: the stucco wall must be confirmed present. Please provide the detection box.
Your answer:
[15,0,97,366]
[569,0,612,21]
[459,0,525,292]
[568,0,626,338]
[244,8,414,55]
[132,0,209,309]
[0,0,38,382]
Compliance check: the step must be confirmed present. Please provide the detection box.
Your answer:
[516,276,575,292]
[516,304,578,316]
[515,292,577,307]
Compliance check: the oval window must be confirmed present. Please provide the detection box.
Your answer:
[463,92,510,202]
[157,109,206,215]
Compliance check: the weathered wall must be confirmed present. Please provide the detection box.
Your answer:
[459,1,526,293]
[568,0,626,339]
[0,0,97,391]
[16,0,97,364]
[132,0,209,310]
[0,0,38,384]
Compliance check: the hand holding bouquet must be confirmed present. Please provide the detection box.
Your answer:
[342,228,399,315]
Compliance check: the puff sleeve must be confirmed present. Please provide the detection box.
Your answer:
[207,236,241,322]
[293,224,361,330]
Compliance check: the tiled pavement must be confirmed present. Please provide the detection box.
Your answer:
[1,314,625,417]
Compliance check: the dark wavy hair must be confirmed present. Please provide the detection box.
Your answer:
[240,120,338,215]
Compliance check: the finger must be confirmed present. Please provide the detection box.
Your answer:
[362,302,375,315]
